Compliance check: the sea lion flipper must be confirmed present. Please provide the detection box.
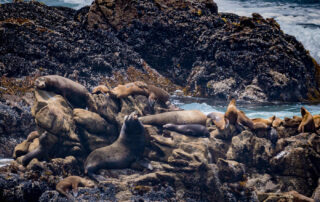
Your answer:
[131,159,153,171]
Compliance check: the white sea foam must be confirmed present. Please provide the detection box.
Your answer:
[173,97,320,119]
[0,158,13,168]
[215,0,320,63]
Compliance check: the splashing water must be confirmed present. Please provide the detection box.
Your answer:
[171,96,320,119]
[0,0,94,9]
[215,0,320,63]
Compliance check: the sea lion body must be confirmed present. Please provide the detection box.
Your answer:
[139,110,207,126]
[145,84,170,104]
[224,100,254,129]
[56,176,94,199]
[313,115,320,129]
[225,99,238,125]
[207,112,229,130]
[251,116,275,130]
[35,75,97,112]
[84,112,145,176]
[93,81,169,105]
[110,82,149,98]
[237,110,254,129]
[163,123,210,137]
[298,107,316,133]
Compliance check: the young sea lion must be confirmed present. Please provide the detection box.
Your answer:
[35,75,97,112]
[84,112,145,178]
[207,112,229,130]
[56,176,95,199]
[163,123,210,137]
[139,110,207,126]
[298,107,316,133]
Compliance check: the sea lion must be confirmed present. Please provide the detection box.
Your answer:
[313,115,320,129]
[163,123,210,137]
[35,75,97,112]
[56,176,95,199]
[207,112,229,130]
[298,107,316,133]
[252,116,275,127]
[21,132,58,166]
[139,110,207,126]
[224,100,255,130]
[84,112,145,178]
[237,110,254,129]
[93,81,170,106]
[225,99,238,125]
[283,116,302,128]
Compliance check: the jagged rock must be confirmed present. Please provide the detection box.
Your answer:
[217,158,245,183]
[227,130,273,169]
[73,108,117,136]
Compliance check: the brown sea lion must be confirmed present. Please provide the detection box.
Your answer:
[21,131,58,166]
[313,115,320,129]
[93,81,170,106]
[224,100,254,129]
[298,107,316,133]
[252,116,275,127]
[283,116,302,128]
[237,110,254,129]
[56,176,94,199]
[139,110,207,126]
[207,112,229,130]
[35,75,97,112]
[84,112,145,178]
[225,99,238,125]
[163,123,210,137]
[272,117,283,128]
[92,85,110,94]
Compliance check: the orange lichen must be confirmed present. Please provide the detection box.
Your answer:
[221,17,227,23]
[0,76,36,96]
[1,18,32,26]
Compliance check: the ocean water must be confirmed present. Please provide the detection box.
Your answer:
[0,158,13,168]
[172,96,320,119]
[0,0,94,9]
[215,0,320,63]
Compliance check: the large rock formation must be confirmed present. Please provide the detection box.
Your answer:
[0,78,319,201]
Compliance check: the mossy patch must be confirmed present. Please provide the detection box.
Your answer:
[0,76,36,96]
[1,18,33,26]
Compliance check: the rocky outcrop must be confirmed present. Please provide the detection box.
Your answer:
[87,0,320,102]
[0,79,319,201]
[1,0,320,155]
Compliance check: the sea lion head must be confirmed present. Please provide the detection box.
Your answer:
[34,77,46,89]
[124,112,144,134]
[301,107,307,117]
[83,179,95,188]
